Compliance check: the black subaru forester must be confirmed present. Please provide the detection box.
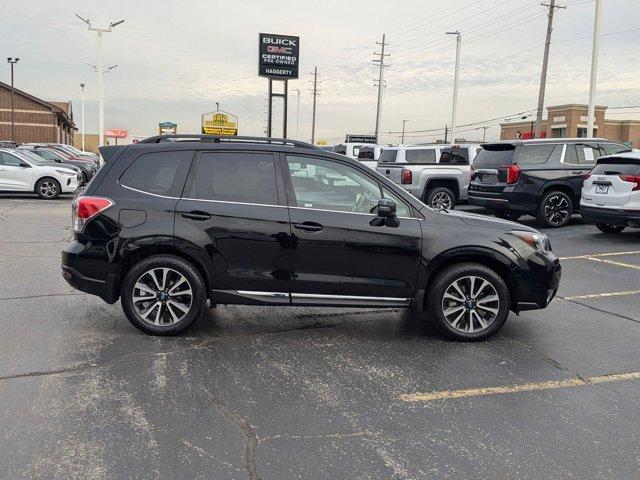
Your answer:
[62,135,561,341]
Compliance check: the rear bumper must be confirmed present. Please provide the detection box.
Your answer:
[61,245,119,304]
[468,191,534,214]
[580,205,640,227]
[512,252,562,312]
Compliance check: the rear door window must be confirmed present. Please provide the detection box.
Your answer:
[405,149,437,164]
[191,152,278,205]
[120,150,193,197]
[0,152,23,167]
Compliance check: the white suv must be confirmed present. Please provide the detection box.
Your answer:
[0,148,79,199]
[581,152,640,233]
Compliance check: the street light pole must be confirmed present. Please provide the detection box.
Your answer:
[401,119,408,144]
[296,88,300,140]
[446,32,462,143]
[80,83,86,151]
[586,0,601,138]
[6,57,19,142]
[76,14,124,148]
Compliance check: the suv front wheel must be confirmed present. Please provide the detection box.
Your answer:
[536,191,573,228]
[121,255,207,335]
[427,263,510,341]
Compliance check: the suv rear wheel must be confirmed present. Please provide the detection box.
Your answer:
[595,223,626,234]
[536,191,572,228]
[427,263,510,341]
[121,255,207,335]
[425,187,455,211]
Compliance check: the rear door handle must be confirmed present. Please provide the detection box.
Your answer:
[181,210,211,221]
[293,222,323,232]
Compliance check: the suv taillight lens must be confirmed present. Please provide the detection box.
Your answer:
[401,169,412,184]
[619,175,640,191]
[505,164,521,185]
[72,196,114,232]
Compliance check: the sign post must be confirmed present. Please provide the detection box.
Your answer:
[259,33,299,139]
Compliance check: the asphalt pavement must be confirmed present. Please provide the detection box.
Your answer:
[1,194,639,479]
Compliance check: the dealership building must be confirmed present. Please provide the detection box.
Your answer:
[500,104,640,147]
[0,81,76,144]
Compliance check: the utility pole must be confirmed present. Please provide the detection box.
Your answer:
[216,102,220,111]
[76,14,124,149]
[401,120,408,144]
[296,88,300,140]
[446,32,462,143]
[6,57,19,142]
[310,67,319,144]
[444,124,449,143]
[535,1,565,138]
[373,34,389,144]
[477,126,489,142]
[80,83,86,151]
[587,0,601,138]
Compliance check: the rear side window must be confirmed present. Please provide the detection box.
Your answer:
[120,150,192,197]
[379,149,398,163]
[473,145,516,166]
[335,145,347,155]
[192,152,277,205]
[405,149,437,164]
[440,147,469,165]
[564,144,601,165]
[516,144,556,164]
[591,159,640,176]
[601,143,631,156]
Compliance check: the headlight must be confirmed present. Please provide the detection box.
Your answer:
[510,230,551,253]
[55,169,76,176]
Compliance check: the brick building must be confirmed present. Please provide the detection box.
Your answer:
[0,81,76,144]
[500,104,640,147]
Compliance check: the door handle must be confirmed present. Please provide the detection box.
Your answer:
[181,210,211,221]
[293,222,323,232]
[571,171,583,175]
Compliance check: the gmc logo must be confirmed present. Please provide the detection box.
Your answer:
[263,37,297,47]
[267,45,292,54]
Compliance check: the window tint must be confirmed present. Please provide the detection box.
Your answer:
[565,144,601,165]
[0,152,23,167]
[287,155,381,214]
[601,143,631,156]
[405,149,437,164]
[473,145,516,166]
[358,147,375,159]
[440,147,469,165]
[379,149,398,163]
[335,145,347,155]
[591,161,640,176]
[192,152,277,205]
[120,150,192,197]
[516,144,556,164]
[381,187,411,218]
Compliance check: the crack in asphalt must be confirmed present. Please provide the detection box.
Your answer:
[200,386,260,480]
[0,292,86,302]
[560,297,640,325]
[259,429,377,444]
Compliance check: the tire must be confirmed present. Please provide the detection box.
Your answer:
[35,177,61,200]
[427,263,510,342]
[121,254,207,336]
[536,191,573,228]
[595,223,626,234]
[494,211,522,221]
[425,187,456,211]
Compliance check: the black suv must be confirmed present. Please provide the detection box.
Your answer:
[468,139,631,227]
[61,135,561,341]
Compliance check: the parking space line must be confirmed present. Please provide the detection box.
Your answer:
[562,290,640,301]
[586,257,640,271]
[559,250,640,261]
[399,371,640,402]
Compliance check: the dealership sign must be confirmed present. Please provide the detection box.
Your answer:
[201,111,238,136]
[159,122,177,135]
[345,134,377,144]
[105,129,128,139]
[259,33,299,79]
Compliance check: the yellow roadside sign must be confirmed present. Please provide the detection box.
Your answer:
[201,111,238,136]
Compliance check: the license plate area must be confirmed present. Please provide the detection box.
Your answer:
[595,184,609,194]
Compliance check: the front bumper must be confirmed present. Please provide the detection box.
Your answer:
[580,205,640,228]
[61,176,79,193]
[512,251,562,312]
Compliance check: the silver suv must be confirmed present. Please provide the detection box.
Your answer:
[376,144,481,210]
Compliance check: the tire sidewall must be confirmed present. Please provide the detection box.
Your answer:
[427,263,510,341]
[36,177,61,200]
[537,191,572,228]
[121,255,206,335]
[426,187,456,211]
[595,223,625,234]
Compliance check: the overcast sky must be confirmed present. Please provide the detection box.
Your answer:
[2,0,639,143]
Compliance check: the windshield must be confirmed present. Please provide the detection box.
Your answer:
[14,149,46,166]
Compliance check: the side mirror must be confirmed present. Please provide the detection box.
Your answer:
[376,198,397,218]
[20,162,30,168]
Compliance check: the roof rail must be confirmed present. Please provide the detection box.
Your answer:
[138,134,319,150]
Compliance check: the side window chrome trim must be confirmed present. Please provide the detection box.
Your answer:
[181,197,287,208]
[119,183,179,199]
[289,205,418,220]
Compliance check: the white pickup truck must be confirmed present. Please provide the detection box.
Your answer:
[376,144,481,210]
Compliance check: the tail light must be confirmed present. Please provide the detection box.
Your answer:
[619,175,640,191]
[72,196,114,233]
[505,164,521,185]
[401,169,412,184]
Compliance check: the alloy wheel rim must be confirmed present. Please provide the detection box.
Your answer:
[441,275,499,333]
[544,195,570,225]
[40,181,57,197]
[431,192,453,210]
[132,267,193,326]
